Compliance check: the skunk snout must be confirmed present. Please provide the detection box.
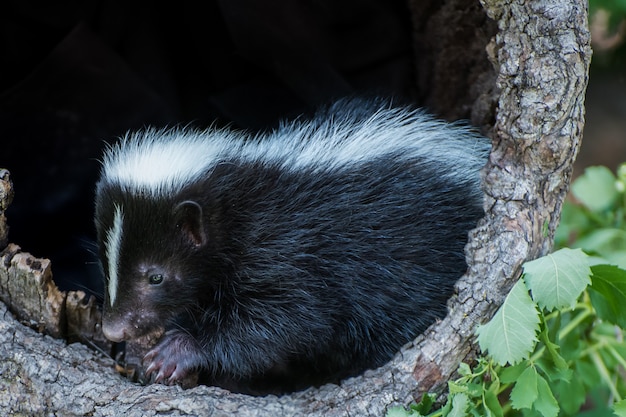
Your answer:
[101,320,128,343]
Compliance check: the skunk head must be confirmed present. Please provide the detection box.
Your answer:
[95,133,217,341]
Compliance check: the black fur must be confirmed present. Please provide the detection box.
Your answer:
[94,98,489,393]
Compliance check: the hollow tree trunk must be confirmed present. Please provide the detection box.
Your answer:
[0,0,591,415]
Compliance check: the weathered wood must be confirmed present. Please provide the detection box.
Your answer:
[0,0,591,415]
[0,244,65,338]
[0,169,12,250]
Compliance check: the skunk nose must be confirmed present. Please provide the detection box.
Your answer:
[101,321,128,343]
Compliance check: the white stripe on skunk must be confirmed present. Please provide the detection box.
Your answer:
[104,204,123,306]
[101,105,486,199]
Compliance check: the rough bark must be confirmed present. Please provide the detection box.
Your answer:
[0,170,12,250]
[0,1,591,416]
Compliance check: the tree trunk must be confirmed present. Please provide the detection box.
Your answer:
[0,1,591,415]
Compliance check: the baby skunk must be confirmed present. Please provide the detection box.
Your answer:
[94,98,489,393]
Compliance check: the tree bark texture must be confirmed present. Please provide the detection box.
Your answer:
[0,1,591,416]
[0,170,12,250]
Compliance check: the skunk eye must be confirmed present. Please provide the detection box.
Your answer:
[148,274,164,285]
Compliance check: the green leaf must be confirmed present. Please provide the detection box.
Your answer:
[539,317,568,371]
[483,389,504,417]
[458,362,472,377]
[445,393,469,417]
[412,393,436,415]
[510,366,539,410]
[575,359,602,388]
[535,358,572,383]
[523,248,591,311]
[476,280,540,366]
[386,406,413,417]
[499,362,528,383]
[613,399,626,417]
[553,377,586,415]
[448,380,468,395]
[554,202,590,246]
[465,382,484,398]
[534,375,559,417]
[576,229,626,269]
[589,264,626,328]
[571,165,619,212]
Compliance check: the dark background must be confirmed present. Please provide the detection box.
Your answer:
[0,0,417,295]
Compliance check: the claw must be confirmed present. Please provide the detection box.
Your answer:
[141,331,206,387]
[144,362,158,379]
[154,370,165,384]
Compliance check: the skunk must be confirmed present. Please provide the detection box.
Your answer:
[94,98,489,393]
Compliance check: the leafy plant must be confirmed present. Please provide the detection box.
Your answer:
[387,163,626,417]
[556,165,626,269]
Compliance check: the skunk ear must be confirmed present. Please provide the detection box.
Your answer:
[174,200,207,248]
